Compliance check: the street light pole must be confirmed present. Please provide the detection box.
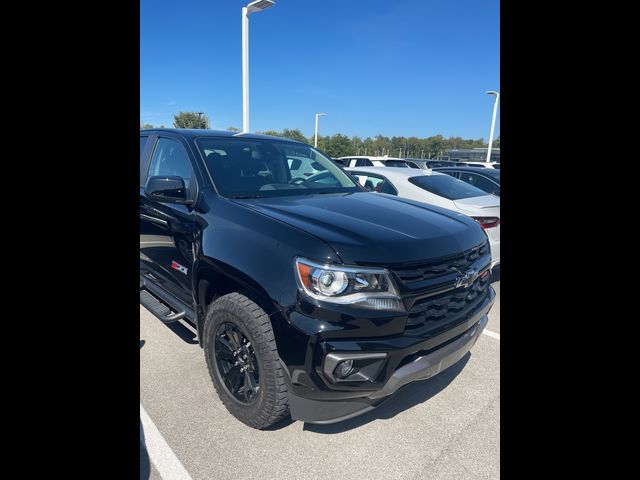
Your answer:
[196,112,205,127]
[242,1,276,134]
[485,90,499,162]
[314,113,326,148]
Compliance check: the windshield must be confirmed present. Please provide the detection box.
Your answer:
[196,137,360,198]
[409,174,489,200]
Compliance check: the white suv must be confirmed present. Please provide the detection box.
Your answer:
[337,156,410,168]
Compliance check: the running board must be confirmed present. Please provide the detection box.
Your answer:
[140,274,195,324]
[140,289,186,323]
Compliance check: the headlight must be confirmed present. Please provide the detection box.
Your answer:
[294,257,404,311]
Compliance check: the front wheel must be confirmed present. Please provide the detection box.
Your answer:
[203,293,289,429]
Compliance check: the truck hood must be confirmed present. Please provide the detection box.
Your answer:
[234,192,487,265]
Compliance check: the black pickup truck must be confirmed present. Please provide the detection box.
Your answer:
[140,129,495,429]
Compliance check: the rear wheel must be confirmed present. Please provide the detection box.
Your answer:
[203,293,289,429]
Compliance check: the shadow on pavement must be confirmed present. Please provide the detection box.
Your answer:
[140,419,150,480]
[261,412,296,430]
[163,321,198,345]
[491,266,500,283]
[302,352,471,434]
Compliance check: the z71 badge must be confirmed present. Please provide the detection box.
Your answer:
[171,261,188,275]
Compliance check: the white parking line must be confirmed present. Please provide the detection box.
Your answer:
[140,403,193,480]
[482,329,500,340]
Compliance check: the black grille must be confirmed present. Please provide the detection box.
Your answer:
[392,242,490,285]
[404,274,490,336]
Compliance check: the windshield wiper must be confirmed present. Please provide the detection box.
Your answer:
[231,195,264,199]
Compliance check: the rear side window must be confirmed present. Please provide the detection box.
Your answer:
[426,162,446,168]
[384,160,408,168]
[408,174,487,200]
[148,138,194,188]
[459,173,498,194]
[355,159,373,167]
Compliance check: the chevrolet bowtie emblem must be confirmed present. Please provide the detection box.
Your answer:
[455,267,480,289]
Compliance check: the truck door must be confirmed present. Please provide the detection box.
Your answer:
[140,136,198,305]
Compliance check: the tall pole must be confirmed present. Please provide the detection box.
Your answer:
[486,91,499,162]
[242,8,250,133]
[314,114,319,148]
[314,113,325,148]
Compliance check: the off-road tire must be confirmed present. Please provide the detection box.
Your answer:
[203,292,289,429]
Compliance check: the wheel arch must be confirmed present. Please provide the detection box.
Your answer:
[194,257,279,347]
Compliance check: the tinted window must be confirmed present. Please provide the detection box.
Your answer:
[148,138,194,188]
[355,159,374,167]
[426,161,449,168]
[439,170,460,179]
[198,138,358,198]
[384,160,409,168]
[408,174,487,200]
[140,137,148,161]
[459,173,498,194]
[407,162,420,169]
[492,164,500,169]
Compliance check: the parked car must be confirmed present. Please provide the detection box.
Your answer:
[458,161,499,169]
[140,129,496,428]
[346,167,500,267]
[405,159,464,169]
[338,156,411,168]
[434,167,500,196]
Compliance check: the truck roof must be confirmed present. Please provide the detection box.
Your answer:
[140,128,305,144]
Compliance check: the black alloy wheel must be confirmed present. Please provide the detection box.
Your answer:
[214,322,260,404]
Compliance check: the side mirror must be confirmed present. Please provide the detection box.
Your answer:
[146,176,192,205]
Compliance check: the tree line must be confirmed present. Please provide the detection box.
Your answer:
[141,111,499,159]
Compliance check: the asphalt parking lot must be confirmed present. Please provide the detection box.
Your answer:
[140,271,500,480]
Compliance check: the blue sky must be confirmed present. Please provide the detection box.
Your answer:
[141,0,500,140]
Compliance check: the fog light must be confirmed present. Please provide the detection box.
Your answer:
[334,359,354,379]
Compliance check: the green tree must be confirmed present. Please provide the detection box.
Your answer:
[281,128,308,144]
[315,135,329,152]
[173,111,209,129]
[362,137,373,155]
[425,135,445,158]
[227,126,240,132]
[352,135,363,155]
[140,123,154,129]
[323,134,352,157]
[373,135,390,156]
[257,130,281,137]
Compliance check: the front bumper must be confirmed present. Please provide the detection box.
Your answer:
[285,287,494,424]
